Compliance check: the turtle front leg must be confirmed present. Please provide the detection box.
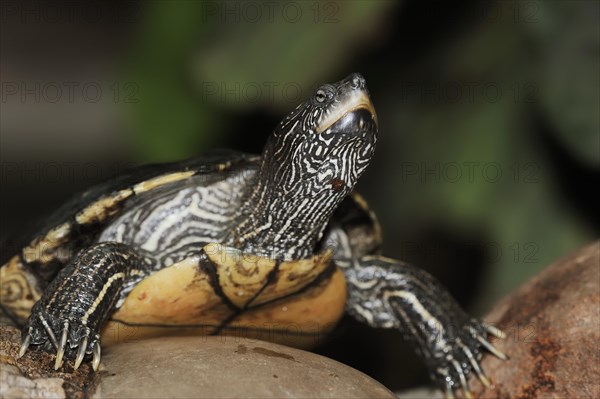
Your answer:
[19,242,151,371]
[340,255,506,398]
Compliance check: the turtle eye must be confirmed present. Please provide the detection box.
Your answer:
[315,89,326,103]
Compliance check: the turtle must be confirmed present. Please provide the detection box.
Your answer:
[0,73,506,397]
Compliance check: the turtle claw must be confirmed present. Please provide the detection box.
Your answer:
[429,319,506,398]
[92,342,101,371]
[464,343,493,389]
[460,338,493,389]
[451,357,472,398]
[74,335,89,370]
[20,307,102,371]
[39,314,59,350]
[482,322,506,339]
[54,320,69,370]
[477,372,493,389]
[475,333,508,360]
[18,329,32,359]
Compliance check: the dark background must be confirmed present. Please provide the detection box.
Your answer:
[1,0,598,391]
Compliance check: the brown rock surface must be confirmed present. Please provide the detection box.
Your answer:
[470,242,600,398]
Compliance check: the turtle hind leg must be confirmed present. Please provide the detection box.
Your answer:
[340,256,506,397]
[19,242,151,371]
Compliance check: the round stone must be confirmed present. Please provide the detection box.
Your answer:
[97,336,395,399]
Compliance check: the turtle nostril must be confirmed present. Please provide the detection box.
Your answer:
[350,73,366,90]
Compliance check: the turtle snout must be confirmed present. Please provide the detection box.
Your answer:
[349,73,366,90]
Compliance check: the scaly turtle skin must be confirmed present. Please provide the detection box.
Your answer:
[0,74,505,397]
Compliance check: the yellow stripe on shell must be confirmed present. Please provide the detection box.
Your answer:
[132,171,195,195]
[0,256,42,322]
[22,222,71,264]
[76,171,198,226]
[75,189,134,225]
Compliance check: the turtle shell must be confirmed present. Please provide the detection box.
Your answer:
[103,244,346,349]
[0,151,380,349]
[1,151,254,323]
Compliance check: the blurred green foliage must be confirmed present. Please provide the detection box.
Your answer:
[127,2,218,161]
[530,0,600,166]
[127,1,394,160]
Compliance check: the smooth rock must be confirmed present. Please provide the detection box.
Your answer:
[1,326,393,398]
[97,336,395,399]
[395,387,443,398]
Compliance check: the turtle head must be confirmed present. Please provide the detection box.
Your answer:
[267,72,378,197]
[229,73,377,259]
